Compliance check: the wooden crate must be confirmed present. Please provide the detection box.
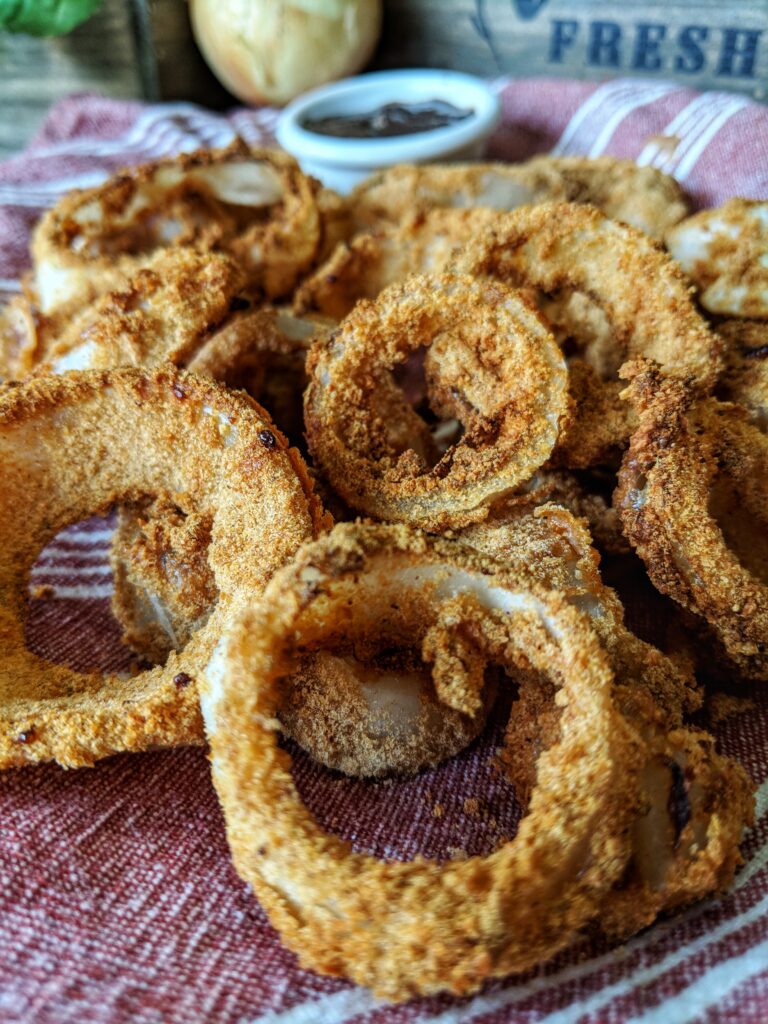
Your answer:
[374,0,768,101]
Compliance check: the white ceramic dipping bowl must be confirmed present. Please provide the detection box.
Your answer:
[276,69,502,194]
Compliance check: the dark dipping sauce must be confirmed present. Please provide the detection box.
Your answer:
[302,99,474,139]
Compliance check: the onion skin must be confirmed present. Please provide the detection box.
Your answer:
[190,0,383,107]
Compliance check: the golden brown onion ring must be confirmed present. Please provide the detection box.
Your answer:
[599,714,753,937]
[293,208,501,320]
[39,248,245,376]
[110,492,492,777]
[615,360,768,680]
[714,318,768,432]
[666,198,768,318]
[350,156,688,240]
[453,202,722,390]
[0,366,325,769]
[305,273,568,530]
[202,522,641,999]
[31,140,322,316]
[459,503,750,934]
[503,668,752,939]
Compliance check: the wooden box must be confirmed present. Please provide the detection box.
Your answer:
[375,1,768,101]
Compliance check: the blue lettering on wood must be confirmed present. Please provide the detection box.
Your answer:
[717,28,763,77]
[674,25,709,73]
[550,19,579,63]
[632,23,667,70]
[588,21,622,68]
[512,0,549,20]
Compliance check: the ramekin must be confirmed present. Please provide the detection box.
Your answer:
[275,69,501,194]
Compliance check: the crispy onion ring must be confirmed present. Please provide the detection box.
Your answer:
[714,318,768,432]
[39,248,245,376]
[294,208,501,320]
[21,247,334,438]
[350,156,688,240]
[0,366,325,769]
[615,360,768,680]
[31,140,321,316]
[110,496,493,777]
[458,504,750,933]
[457,502,699,722]
[454,202,722,389]
[279,648,496,778]
[666,199,768,318]
[305,273,568,530]
[503,666,752,938]
[202,522,641,999]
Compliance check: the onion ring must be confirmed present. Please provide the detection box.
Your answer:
[615,360,768,679]
[293,208,501,319]
[0,366,326,768]
[714,317,768,432]
[110,494,494,777]
[202,521,641,999]
[453,202,722,389]
[31,140,322,317]
[21,247,333,441]
[665,198,768,317]
[457,503,750,933]
[304,273,569,530]
[503,667,752,938]
[39,248,245,376]
[350,156,688,240]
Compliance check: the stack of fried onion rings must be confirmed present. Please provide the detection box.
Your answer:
[31,140,322,319]
[202,522,643,999]
[0,366,326,768]
[305,273,568,529]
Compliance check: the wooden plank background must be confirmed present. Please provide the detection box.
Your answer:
[1,0,766,158]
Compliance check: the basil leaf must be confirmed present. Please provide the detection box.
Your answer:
[0,0,102,37]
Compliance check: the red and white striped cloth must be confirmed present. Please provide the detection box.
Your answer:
[1,79,768,1024]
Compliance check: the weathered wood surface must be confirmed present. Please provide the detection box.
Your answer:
[0,0,148,158]
[374,0,768,102]
[0,0,226,158]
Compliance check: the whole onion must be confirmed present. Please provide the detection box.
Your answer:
[189,0,383,106]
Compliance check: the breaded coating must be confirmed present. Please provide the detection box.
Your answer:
[305,273,568,530]
[350,155,688,240]
[31,139,322,317]
[0,366,326,768]
[666,198,768,318]
[714,317,768,432]
[203,522,642,999]
[616,360,768,679]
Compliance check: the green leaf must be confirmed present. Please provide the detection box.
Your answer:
[0,0,103,36]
